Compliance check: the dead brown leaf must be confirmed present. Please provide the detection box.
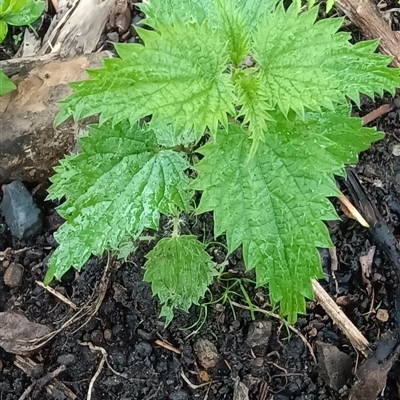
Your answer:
[349,346,399,400]
[0,311,52,355]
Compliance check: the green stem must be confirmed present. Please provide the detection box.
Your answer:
[172,211,180,238]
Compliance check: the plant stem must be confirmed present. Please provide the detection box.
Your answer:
[172,212,180,238]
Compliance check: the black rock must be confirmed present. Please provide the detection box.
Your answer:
[1,181,43,239]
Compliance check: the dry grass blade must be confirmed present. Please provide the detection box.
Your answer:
[15,252,112,354]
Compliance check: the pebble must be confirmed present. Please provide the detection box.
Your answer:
[249,357,264,367]
[169,390,188,400]
[57,354,76,366]
[376,309,389,322]
[246,320,272,353]
[393,144,400,156]
[90,330,104,345]
[137,328,153,341]
[104,329,113,341]
[106,32,119,42]
[135,342,152,358]
[316,341,353,391]
[1,181,43,239]
[3,262,24,287]
[193,338,219,369]
[111,351,126,368]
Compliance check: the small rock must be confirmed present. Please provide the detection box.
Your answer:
[31,364,44,379]
[193,338,219,369]
[132,14,142,26]
[135,342,152,358]
[104,329,113,341]
[316,341,353,391]
[2,260,10,269]
[90,329,104,345]
[137,328,153,341]
[102,376,121,387]
[376,309,389,322]
[250,357,264,367]
[57,354,76,366]
[0,360,3,373]
[169,390,188,400]
[111,351,126,368]
[393,144,400,156]
[3,262,24,287]
[107,32,119,42]
[246,320,272,351]
[1,181,43,239]
[233,377,249,400]
[199,370,210,382]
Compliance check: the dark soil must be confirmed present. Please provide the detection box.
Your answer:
[3,3,400,400]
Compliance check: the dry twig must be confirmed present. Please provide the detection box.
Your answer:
[14,356,77,399]
[312,279,370,357]
[154,339,181,355]
[18,365,66,400]
[36,281,78,310]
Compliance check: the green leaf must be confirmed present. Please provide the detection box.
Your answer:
[326,0,336,12]
[2,0,44,26]
[139,0,278,67]
[0,19,8,42]
[55,23,236,139]
[144,235,218,326]
[0,68,15,95]
[235,68,273,149]
[252,3,400,116]
[139,0,278,28]
[44,121,191,284]
[191,109,382,322]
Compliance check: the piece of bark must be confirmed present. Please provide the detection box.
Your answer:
[38,0,117,57]
[0,51,112,183]
[336,0,400,67]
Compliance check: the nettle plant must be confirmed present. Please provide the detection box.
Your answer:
[45,0,400,325]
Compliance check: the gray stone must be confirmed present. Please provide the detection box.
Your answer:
[246,320,272,349]
[57,354,76,366]
[1,181,43,239]
[106,32,119,42]
[316,341,353,391]
[193,338,219,369]
[3,263,24,287]
[169,390,188,400]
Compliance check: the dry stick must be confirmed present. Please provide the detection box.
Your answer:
[180,369,217,390]
[14,356,77,399]
[230,301,317,364]
[338,192,369,228]
[18,365,66,400]
[312,279,370,357]
[79,341,128,379]
[361,104,393,126]
[36,281,78,310]
[154,339,181,355]
[79,341,131,400]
